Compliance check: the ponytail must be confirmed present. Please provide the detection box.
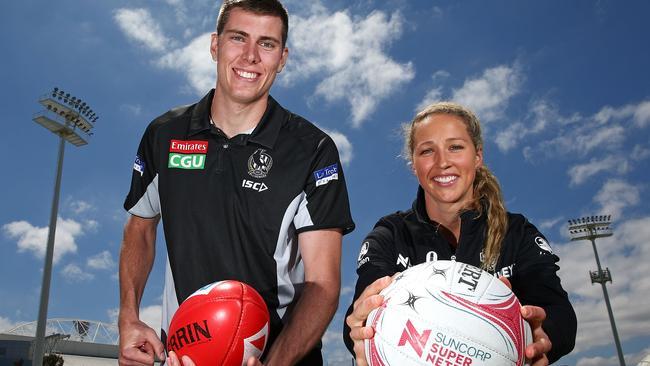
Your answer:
[471,166,508,271]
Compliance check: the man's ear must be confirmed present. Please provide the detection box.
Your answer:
[276,47,289,73]
[210,32,219,62]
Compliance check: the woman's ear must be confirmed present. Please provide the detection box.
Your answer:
[475,147,484,169]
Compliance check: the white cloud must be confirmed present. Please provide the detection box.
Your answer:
[415,71,450,112]
[522,99,650,163]
[164,0,188,25]
[61,263,94,282]
[416,87,444,113]
[493,98,581,152]
[319,127,353,166]
[0,316,21,333]
[594,99,650,128]
[633,100,650,127]
[322,328,353,365]
[110,305,162,337]
[578,125,627,154]
[538,216,564,231]
[282,7,414,126]
[632,144,650,161]
[526,98,555,133]
[140,305,163,336]
[494,122,527,152]
[577,346,650,366]
[418,63,524,151]
[87,251,116,271]
[568,155,630,186]
[114,8,172,53]
[70,200,93,215]
[594,179,641,218]
[451,64,523,123]
[556,215,650,355]
[84,219,99,232]
[340,285,354,296]
[593,105,635,125]
[157,33,214,94]
[120,104,143,116]
[524,124,625,162]
[2,217,90,264]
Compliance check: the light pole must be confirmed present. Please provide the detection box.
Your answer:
[31,87,97,366]
[567,215,625,366]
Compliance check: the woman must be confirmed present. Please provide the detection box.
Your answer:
[343,102,576,365]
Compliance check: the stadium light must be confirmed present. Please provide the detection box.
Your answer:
[32,87,97,366]
[567,215,626,366]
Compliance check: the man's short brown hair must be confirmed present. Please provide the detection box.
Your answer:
[217,0,289,47]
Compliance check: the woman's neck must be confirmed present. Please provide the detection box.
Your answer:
[425,200,466,246]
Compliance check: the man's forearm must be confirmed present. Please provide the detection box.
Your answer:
[119,216,158,323]
[264,279,340,366]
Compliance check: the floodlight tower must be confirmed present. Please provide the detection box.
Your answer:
[31,87,97,366]
[567,215,625,366]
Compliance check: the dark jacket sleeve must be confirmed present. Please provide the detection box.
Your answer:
[342,221,398,355]
[509,216,577,363]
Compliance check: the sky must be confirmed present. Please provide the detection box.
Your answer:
[1,0,649,365]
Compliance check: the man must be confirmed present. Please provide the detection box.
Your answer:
[118,1,354,365]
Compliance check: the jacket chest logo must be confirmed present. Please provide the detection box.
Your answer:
[396,253,411,268]
[248,148,273,178]
[168,139,208,170]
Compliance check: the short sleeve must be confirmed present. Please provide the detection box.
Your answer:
[124,124,161,218]
[294,135,354,235]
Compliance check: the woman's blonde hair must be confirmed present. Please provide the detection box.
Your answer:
[403,102,507,270]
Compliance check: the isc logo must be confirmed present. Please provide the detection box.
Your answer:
[242,179,268,192]
[168,153,205,169]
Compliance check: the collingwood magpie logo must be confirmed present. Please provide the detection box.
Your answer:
[357,241,370,268]
[248,149,273,178]
[535,236,553,254]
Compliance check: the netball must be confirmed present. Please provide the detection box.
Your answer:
[365,260,532,366]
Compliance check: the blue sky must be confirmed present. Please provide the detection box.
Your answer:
[1,0,650,365]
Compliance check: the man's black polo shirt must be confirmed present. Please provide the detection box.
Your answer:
[124,89,355,350]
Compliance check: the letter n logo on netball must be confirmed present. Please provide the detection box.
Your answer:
[398,320,431,357]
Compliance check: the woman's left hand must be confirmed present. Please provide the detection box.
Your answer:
[498,277,552,366]
[246,356,264,366]
[521,305,552,366]
[167,351,195,366]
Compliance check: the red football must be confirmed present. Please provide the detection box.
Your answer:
[166,280,270,366]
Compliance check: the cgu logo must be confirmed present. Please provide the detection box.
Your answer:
[167,320,212,352]
[242,179,268,192]
[168,153,205,169]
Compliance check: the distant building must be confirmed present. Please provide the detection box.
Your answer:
[639,351,650,366]
[0,319,120,366]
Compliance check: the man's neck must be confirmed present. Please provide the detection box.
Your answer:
[210,90,269,138]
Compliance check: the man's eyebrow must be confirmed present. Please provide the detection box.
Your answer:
[258,34,281,44]
[224,29,249,37]
[223,29,281,44]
